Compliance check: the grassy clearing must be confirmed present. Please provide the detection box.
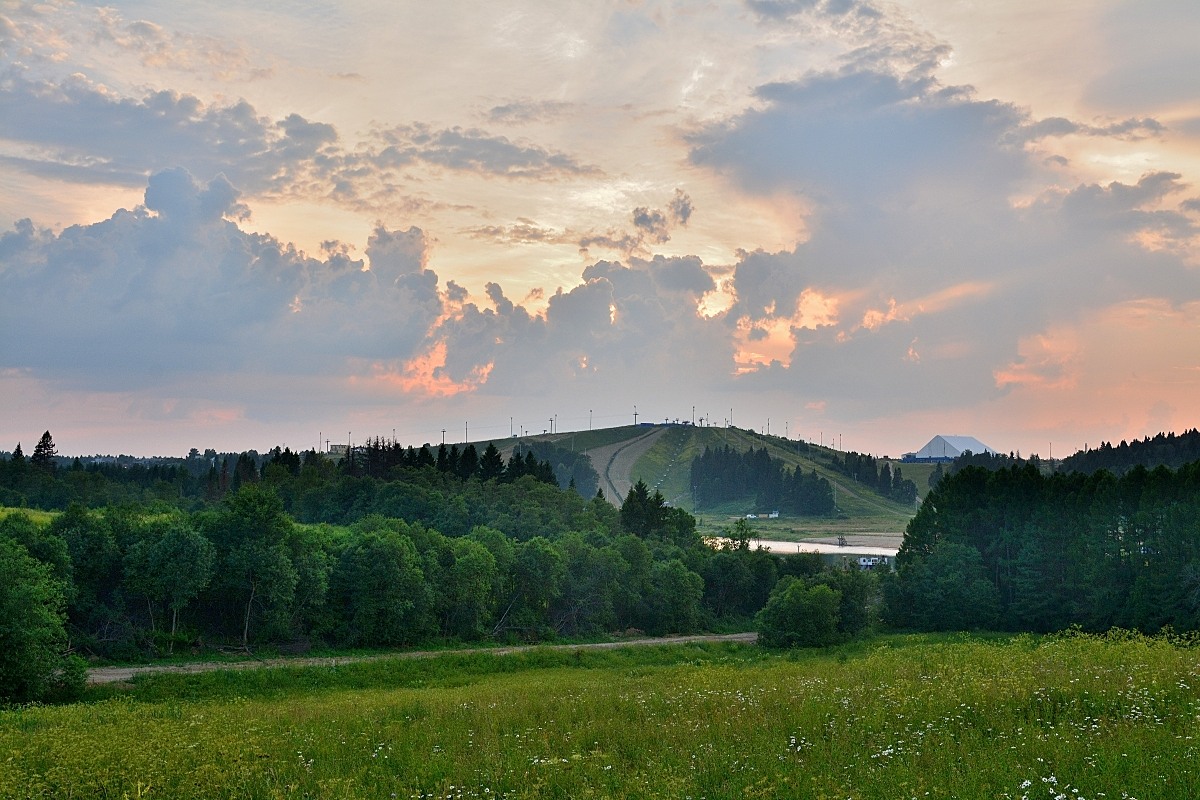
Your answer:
[3,633,1198,799]
[0,506,56,526]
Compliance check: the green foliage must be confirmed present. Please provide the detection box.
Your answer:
[885,542,1000,631]
[691,444,835,514]
[890,461,1200,634]
[0,435,836,658]
[328,519,432,646]
[0,536,72,703]
[125,517,216,640]
[756,576,842,647]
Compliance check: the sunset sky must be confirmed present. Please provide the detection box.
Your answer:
[2,0,1199,459]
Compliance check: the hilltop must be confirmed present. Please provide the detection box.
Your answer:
[502,424,928,549]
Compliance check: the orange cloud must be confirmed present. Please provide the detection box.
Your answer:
[859,281,996,331]
[993,330,1080,390]
[732,316,795,374]
[372,341,494,398]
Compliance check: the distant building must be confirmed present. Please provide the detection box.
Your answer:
[902,435,996,463]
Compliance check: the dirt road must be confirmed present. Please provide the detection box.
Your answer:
[583,427,667,504]
[87,632,758,685]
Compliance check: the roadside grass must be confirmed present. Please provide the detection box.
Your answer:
[4,632,1199,799]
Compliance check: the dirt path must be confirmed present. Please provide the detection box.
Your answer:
[87,632,758,685]
[583,427,667,504]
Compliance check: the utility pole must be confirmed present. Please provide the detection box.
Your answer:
[634,404,638,425]
[441,429,446,446]
[465,422,468,443]
[589,409,593,430]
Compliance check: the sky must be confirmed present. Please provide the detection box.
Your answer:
[2,0,1199,459]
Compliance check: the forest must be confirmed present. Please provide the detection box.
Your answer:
[886,461,1200,633]
[0,431,877,703]
[9,426,1200,704]
[689,444,836,514]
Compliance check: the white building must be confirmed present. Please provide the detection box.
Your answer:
[902,435,996,463]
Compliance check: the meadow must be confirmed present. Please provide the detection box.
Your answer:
[2,633,1198,799]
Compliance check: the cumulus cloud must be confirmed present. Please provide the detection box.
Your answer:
[684,52,1200,415]
[0,169,444,391]
[0,73,337,191]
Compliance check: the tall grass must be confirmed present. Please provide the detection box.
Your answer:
[2,633,1197,799]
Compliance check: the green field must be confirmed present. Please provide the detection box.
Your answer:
[3,633,1198,799]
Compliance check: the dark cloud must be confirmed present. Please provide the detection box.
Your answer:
[0,170,444,390]
[0,72,593,220]
[427,255,731,398]
[631,207,671,243]
[144,167,246,224]
[668,189,694,225]
[582,189,695,256]
[0,73,337,191]
[682,53,1200,415]
[691,70,1029,206]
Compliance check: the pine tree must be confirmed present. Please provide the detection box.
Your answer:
[478,442,504,481]
[30,431,57,471]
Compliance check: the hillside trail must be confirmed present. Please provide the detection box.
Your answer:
[582,426,668,504]
[87,632,758,685]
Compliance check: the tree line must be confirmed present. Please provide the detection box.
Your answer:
[690,445,836,515]
[827,450,919,505]
[1059,429,1200,476]
[0,431,885,703]
[0,434,566,511]
[885,461,1200,633]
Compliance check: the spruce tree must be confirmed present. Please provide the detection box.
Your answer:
[30,431,56,471]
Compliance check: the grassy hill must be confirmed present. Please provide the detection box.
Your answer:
[506,424,926,547]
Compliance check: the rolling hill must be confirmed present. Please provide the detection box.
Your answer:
[496,424,927,549]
